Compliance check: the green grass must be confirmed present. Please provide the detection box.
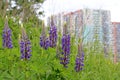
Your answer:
[0,45,120,80]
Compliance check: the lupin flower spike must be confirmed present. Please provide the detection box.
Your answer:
[60,22,71,68]
[49,16,57,48]
[40,21,49,49]
[19,24,32,60]
[2,16,13,48]
[75,43,84,72]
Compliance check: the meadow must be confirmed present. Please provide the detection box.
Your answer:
[0,17,120,80]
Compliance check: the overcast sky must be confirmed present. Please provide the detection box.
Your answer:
[42,0,120,22]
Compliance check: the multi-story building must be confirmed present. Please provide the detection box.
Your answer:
[112,22,120,62]
[63,10,83,43]
[101,10,111,56]
[83,9,111,54]
[47,9,111,54]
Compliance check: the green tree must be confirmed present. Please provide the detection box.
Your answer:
[0,0,45,24]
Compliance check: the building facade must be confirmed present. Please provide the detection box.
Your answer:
[112,22,120,62]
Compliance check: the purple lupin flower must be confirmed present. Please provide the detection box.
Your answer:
[40,36,50,49]
[60,23,70,68]
[49,16,57,48]
[20,25,31,60]
[75,44,84,72]
[40,21,50,49]
[2,18,13,48]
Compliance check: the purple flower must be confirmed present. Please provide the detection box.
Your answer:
[40,35,44,47]
[2,20,13,48]
[75,44,84,72]
[49,17,57,48]
[40,22,50,49]
[20,27,31,60]
[40,36,49,49]
[60,23,71,68]
[60,34,70,68]
[45,38,50,49]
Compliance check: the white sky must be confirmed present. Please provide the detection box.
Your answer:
[42,0,120,22]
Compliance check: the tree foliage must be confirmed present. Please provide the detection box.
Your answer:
[0,0,45,25]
